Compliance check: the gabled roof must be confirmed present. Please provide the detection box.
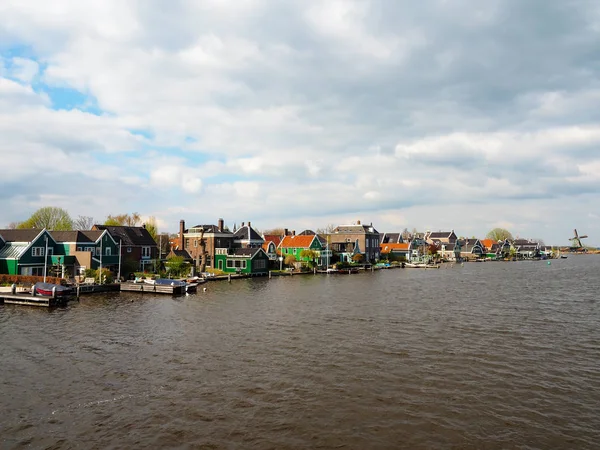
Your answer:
[263,234,282,247]
[0,242,29,259]
[381,233,402,244]
[480,239,498,250]
[279,235,318,249]
[230,247,266,258]
[170,249,193,260]
[233,225,263,242]
[333,224,379,234]
[0,229,45,242]
[262,241,276,252]
[50,230,105,243]
[187,224,232,234]
[427,231,455,239]
[93,225,157,246]
[380,243,409,254]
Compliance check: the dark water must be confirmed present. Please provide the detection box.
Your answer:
[1,257,599,449]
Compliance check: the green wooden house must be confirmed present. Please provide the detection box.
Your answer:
[213,247,270,275]
[0,229,61,276]
[50,230,120,277]
[278,233,330,266]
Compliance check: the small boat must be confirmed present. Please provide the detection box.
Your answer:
[560,255,568,259]
[34,282,72,297]
[153,278,187,287]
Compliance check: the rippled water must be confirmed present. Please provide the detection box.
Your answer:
[1,256,599,449]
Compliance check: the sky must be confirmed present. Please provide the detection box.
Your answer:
[0,0,599,246]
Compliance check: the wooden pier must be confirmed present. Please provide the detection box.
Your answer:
[119,282,186,295]
[0,293,68,307]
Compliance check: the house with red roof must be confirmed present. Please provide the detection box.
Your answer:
[278,233,328,267]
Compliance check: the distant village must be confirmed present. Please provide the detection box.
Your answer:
[0,216,565,281]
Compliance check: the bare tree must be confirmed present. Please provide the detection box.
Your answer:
[263,228,286,236]
[73,215,95,230]
[6,221,21,229]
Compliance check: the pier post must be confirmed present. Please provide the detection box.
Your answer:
[76,285,80,300]
[269,271,272,279]
[228,274,231,283]
[314,267,316,275]
[11,283,16,295]
[31,285,36,296]
[52,286,57,300]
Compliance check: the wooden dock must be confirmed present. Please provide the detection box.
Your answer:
[0,293,68,307]
[119,282,186,295]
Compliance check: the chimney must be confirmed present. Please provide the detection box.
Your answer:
[284,228,289,236]
[292,230,296,236]
[218,218,224,232]
[241,222,245,227]
[248,221,251,228]
[357,220,361,225]
[179,220,185,250]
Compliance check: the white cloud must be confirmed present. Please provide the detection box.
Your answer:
[0,0,599,245]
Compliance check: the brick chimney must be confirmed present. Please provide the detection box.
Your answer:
[357,220,361,225]
[218,218,224,232]
[179,220,185,250]
[292,230,296,236]
[284,228,288,236]
[248,221,251,228]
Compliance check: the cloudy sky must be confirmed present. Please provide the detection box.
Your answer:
[1,0,599,245]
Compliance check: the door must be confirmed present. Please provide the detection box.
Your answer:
[218,260,223,270]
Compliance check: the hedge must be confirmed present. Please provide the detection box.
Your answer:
[0,274,64,286]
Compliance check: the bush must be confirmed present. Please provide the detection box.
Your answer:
[0,274,64,286]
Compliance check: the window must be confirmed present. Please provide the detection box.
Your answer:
[77,247,82,252]
[194,239,198,247]
[206,255,212,267]
[127,247,132,253]
[47,248,53,256]
[31,247,44,257]
[142,246,151,258]
[185,239,190,248]
[226,259,234,268]
[254,259,266,270]
[105,247,111,256]
[96,247,101,256]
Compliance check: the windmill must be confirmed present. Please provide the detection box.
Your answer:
[569,229,588,250]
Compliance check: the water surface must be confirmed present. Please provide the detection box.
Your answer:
[1,256,599,449]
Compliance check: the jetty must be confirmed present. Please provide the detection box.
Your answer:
[120,281,187,295]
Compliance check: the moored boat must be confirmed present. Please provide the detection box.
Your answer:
[34,282,72,297]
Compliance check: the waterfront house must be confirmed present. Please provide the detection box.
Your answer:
[438,242,461,262]
[425,230,458,245]
[233,222,264,248]
[379,242,410,261]
[279,233,327,267]
[512,239,540,259]
[0,229,59,276]
[330,221,380,263]
[480,239,501,258]
[214,247,270,275]
[176,219,234,270]
[459,239,485,260]
[93,224,158,272]
[50,230,120,277]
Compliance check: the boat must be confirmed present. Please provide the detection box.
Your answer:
[34,282,73,297]
[560,255,568,259]
[405,263,440,269]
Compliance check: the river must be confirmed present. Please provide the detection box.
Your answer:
[1,256,599,449]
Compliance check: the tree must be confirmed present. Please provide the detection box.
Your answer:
[486,228,513,241]
[165,255,190,277]
[299,249,318,268]
[427,243,439,256]
[352,253,364,263]
[74,215,95,230]
[284,254,297,266]
[18,207,73,230]
[144,216,159,242]
[6,221,21,229]
[264,228,286,236]
[104,213,142,226]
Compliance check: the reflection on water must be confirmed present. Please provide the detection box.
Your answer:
[1,257,600,449]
